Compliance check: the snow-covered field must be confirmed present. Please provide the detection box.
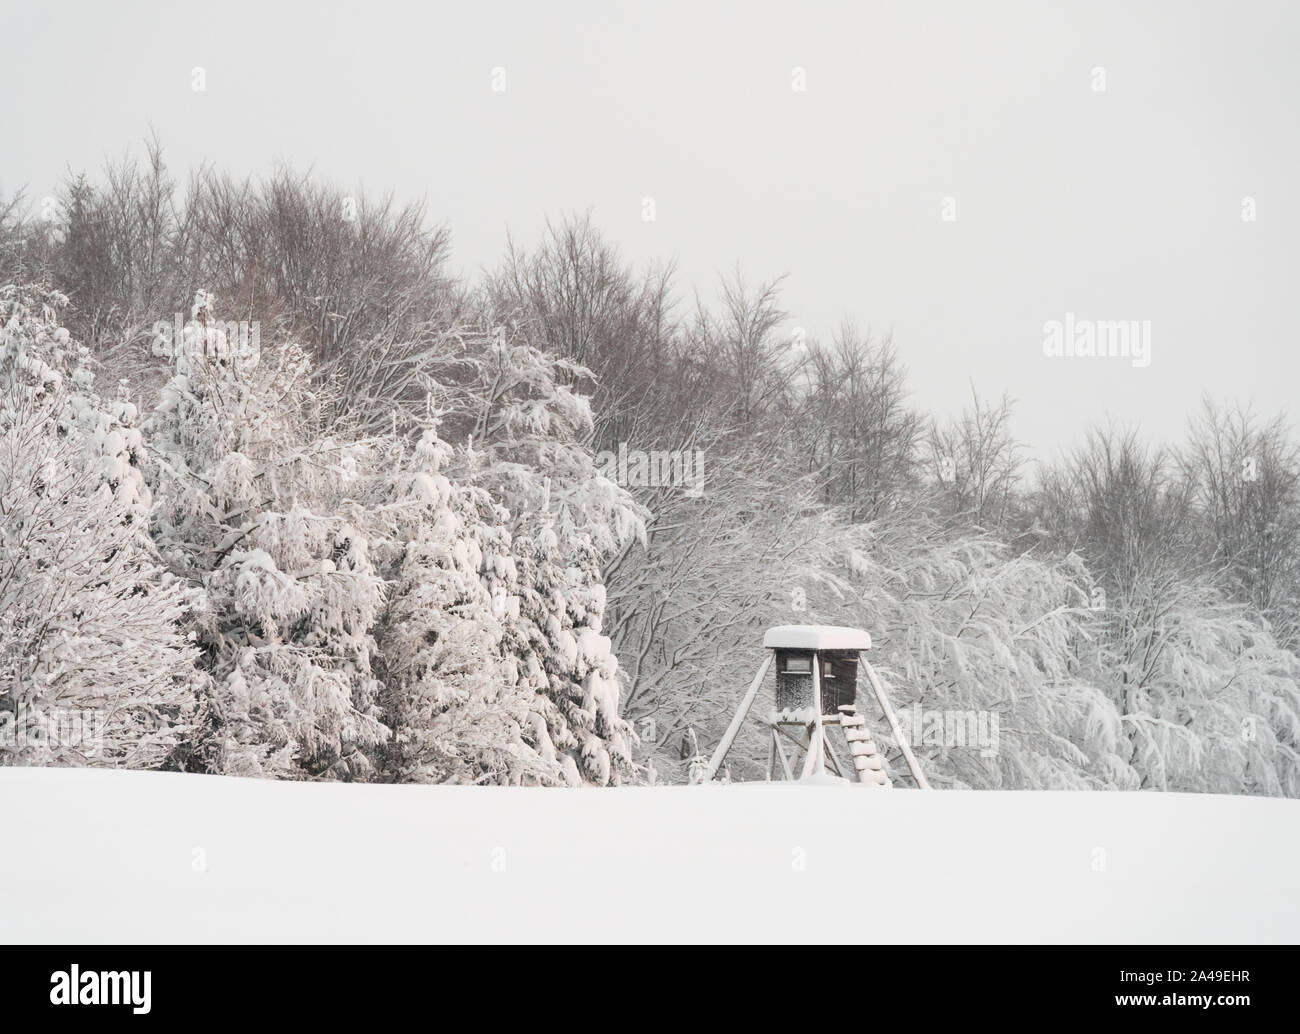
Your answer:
[3,768,1297,943]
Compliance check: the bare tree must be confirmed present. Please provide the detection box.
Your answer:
[706,269,790,429]
[1179,399,1300,646]
[927,387,1023,530]
[797,321,923,521]
[486,212,683,449]
[52,134,180,350]
[1036,426,1196,598]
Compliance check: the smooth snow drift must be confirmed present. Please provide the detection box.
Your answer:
[3,768,1298,943]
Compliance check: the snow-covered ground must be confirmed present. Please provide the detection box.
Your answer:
[3,768,1298,943]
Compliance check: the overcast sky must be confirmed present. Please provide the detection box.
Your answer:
[3,0,1296,458]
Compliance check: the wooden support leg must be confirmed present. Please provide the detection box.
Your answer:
[859,652,932,790]
[772,730,796,780]
[700,653,773,783]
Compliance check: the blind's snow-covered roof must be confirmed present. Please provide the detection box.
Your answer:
[762,625,872,651]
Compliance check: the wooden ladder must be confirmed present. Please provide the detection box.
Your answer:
[837,704,891,787]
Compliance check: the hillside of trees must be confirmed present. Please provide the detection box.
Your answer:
[2,144,1298,792]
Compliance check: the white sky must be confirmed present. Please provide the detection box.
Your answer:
[3,0,1296,458]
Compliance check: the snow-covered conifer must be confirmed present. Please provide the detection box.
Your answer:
[373,420,558,784]
[457,327,646,784]
[145,292,387,778]
[0,284,202,767]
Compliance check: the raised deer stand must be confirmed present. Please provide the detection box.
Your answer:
[693,625,931,789]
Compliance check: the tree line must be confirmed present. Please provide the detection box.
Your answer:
[2,141,1297,792]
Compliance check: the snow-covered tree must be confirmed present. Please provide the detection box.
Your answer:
[372,420,559,784]
[645,501,1126,790]
[145,292,387,779]
[0,284,202,767]
[608,448,830,773]
[1180,399,1300,649]
[1082,570,1300,796]
[452,324,646,784]
[832,520,1127,790]
[926,388,1024,531]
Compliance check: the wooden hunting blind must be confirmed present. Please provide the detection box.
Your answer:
[774,649,859,715]
[769,624,869,718]
[693,625,932,788]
